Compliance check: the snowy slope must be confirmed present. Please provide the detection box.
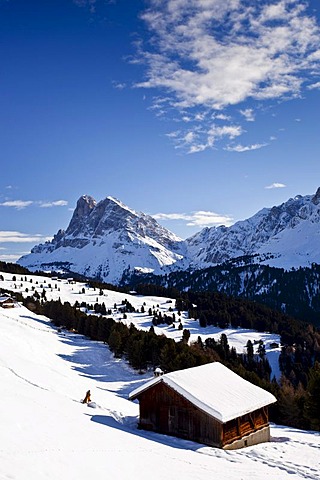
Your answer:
[0,300,319,479]
[0,271,281,377]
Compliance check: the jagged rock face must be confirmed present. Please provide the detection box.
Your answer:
[185,191,320,269]
[18,195,185,284]
[18,188,320,283]
[67,195,96,236]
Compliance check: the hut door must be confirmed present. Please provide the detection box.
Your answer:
[159,406,169,433]
[168,406,177,433]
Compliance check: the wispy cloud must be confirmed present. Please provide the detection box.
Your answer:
[0,254,26,262]
[240,109,255,122]
[135,0,320,152]
[73,0,96,13]
[307,81,320,90]
[225,142,268,152]
[39,200,68,208]
[0,199,68,210]
[112,81,127,90]
[265,182,286,189]
[153,211,233,228]
[0,200,33,210]
[212,113,232,121]
[0,231,52,243]
[170,123,243,153]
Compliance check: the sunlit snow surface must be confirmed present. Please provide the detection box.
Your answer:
[1,273,318,479]
[0,271,281,375]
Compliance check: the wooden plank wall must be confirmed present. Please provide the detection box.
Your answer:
[137,381,270,448]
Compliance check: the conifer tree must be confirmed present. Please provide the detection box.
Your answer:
[304,362,320,430]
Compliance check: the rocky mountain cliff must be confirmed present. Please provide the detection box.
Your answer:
[18,195,185,284]
[18,188,320,283]
[185,187,320,270]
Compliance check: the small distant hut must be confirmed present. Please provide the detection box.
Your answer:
[129,362,276,450]
[0,295,15,309]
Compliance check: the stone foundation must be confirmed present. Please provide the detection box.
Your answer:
[223,426,271,450]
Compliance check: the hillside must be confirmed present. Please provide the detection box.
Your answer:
[1,294,320,479]
[2,269,320,430]
[128,261,320,326]
[0,270,281,371]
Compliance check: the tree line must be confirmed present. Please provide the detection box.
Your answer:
[127,262,320,326]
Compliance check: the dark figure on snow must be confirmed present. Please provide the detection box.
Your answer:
[82,390,91,404]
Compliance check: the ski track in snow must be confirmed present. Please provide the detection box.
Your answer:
[0,364,51,392]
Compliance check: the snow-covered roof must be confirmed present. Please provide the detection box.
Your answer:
[129,362,276,423]
[0,295,13,302]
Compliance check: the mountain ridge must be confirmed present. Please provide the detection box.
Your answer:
[19,194,185,284]
[18,188,320,283]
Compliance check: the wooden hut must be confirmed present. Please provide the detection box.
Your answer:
[129,362,276,450]
[0,295,15,308]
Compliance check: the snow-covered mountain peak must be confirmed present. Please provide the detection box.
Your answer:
[18,187,320,282]
[67,194,97,235]
[18,194,184,283]
[185,188,320,269]
[106,195,139,216]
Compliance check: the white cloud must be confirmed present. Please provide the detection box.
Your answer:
[39,200,68,208]
[0,254,26,262]
[165,131,180,139]
[112,81,127,90]
[186,211,234,227]
[307,81,320,90]
[265,183,286,189]
[212,113,232,121]
[135,0,320,151]
[225,142,268,152]
[0,199,68,210]
[259,2,287,22]
[169,122,243,153]
[0,200,33,210]
[0,231,52,243]
[153,210,233,227]
[183,131,196,144]
[240,109,255,122]
[188,144,207,154]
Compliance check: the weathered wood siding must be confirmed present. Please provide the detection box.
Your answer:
[136,381,270,448]
[222,407,269,447]
[137,382,223,447]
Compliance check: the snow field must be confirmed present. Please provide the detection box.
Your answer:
[0,302,319,479]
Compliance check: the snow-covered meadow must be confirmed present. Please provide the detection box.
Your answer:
[0,271,281,375]
[0,292,319,479]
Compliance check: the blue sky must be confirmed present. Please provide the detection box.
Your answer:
[1,0,320,262]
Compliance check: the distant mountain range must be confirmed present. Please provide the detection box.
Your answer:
[18,188,320,286]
